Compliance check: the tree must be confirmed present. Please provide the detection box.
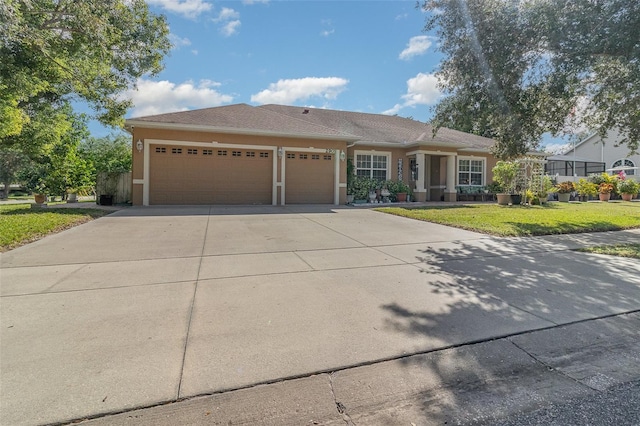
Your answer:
[79,133,132,178]
[0,0,170,140]
[422,0,640,159]
[0,147,28,198]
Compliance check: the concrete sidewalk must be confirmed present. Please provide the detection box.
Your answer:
[1,205,639,425]
[79,312,640,425]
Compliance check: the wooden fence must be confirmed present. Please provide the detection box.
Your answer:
[96,172,131,204]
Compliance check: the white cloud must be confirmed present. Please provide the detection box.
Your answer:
[399,35,434,60]
[382,72,441,115]
[146,0,212,19]
[242,0,269,4]
[320,19,334,37]
[395,13,408,20]
[214,7,241,36]
[250,77,349,105]
[168,33,191,49]
[214,7,240,22]
[543,142,572,155]
[125,79,233,117]
[220,20,241,36]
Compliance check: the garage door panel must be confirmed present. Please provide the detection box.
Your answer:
[149,145,272,205]
[285,153,334,204]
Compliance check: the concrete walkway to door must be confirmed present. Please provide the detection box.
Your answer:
[1,205,639,425]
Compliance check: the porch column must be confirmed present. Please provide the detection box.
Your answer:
[444,154,457,202]
[414,153,427,202]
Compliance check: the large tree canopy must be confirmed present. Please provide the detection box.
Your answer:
[422,0,640,159]
[0,0,170,140]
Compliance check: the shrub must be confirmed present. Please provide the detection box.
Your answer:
[618,179,640,195]
[492,161,518,193]
[575,179,598,198]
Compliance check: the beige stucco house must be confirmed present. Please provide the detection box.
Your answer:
[125,104,498,206]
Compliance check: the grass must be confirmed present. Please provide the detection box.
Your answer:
[0,204,110,252]
[577,243,640,259]
[377,202,640,237]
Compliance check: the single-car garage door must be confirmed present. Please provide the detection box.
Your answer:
[149,144,273,205]
[285,152,334,204]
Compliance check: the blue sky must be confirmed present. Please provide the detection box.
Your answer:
[101,1,441,124]
[95,0,568,152]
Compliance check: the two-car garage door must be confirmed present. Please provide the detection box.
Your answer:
[148,144,335,205]
[149,145,272,205]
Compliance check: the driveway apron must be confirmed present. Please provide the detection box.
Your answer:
[1,205,639,426]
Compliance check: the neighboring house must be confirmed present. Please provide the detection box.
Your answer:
[125,103,499,206]
[561,130,639,180]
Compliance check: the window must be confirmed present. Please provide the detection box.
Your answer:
[356,152,389,180]
[203,149,213,156]
[260,152,269,158]
[323,155,332,160]
[171,148,182,154]
[312,154,320,160]
[218,150,227,156]
[611,159,636,176]
[155,147,166,153]
[458,158,485,186]
[187,148,197,155]
[232,151,242,157]
[246,151,255,157]
[299,154,308,159]
[286,153,295,159]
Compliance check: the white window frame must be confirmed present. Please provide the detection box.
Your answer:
[354,150,391,181]
[611,158,636,176]
[457,157,486,186]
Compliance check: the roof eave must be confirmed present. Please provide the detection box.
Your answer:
[124,119,360,142]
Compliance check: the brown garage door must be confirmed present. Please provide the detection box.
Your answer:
[285,152,334,204]
[149,145,273,205]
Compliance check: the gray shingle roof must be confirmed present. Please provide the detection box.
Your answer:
[127,103,495,150]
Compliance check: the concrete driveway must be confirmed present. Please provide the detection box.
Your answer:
[1,205,639,425]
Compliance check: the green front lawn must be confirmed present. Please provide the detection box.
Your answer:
[378,202,640,237]
[0,204,110,252]
[578,243,640,259]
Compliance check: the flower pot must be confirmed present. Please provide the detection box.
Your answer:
[34,194,46,204]
[511,194,522,205]
[557,193,570,202]
[621,193,634,201]
[67,193,78,203]
[599,193,611,202]
[396,192,407,202]
[496,193,511,205]
[346,194,354,204]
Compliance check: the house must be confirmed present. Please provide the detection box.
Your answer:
[124,104,499,206]
[560,130,639,180]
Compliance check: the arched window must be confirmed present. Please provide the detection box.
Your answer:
[611,159,636,175]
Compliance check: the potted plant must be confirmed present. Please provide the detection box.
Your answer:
[350,175,375,204]
[598,182,615,202]
[618,179,639,201]
[536,175,553,203]
[575,179,598,202]
[387,180,411,202]
[554,181,575,202]
[492,161,518,205]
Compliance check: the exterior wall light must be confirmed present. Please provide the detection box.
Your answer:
[340,150,346,161]
[136,139,143,152]
[278,147,283,158]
